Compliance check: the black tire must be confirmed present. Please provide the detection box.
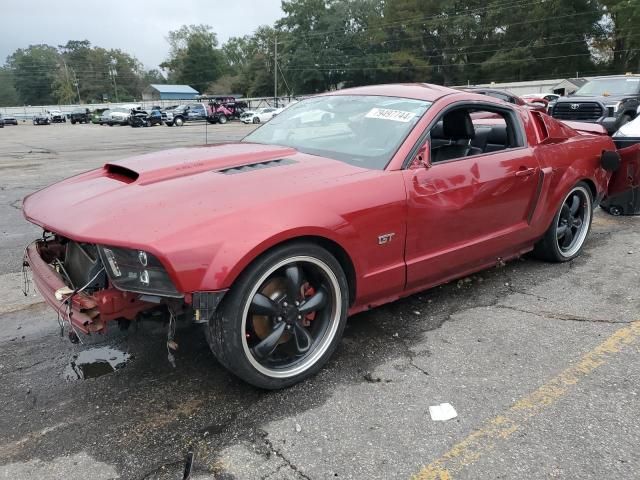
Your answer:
[71,120,76,125]
[253,117,260,124]
[533,181,593,262]
[206,242,349,389]
[607,205,623,216]
[166,121,174,127]
[218,114,228,124]
[174,116,184,127]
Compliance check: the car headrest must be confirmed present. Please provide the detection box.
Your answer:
[430,121,444,139]
[487,125,508,145]
[443,110,475,140]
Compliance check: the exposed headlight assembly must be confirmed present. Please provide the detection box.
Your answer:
[97,246,181,297]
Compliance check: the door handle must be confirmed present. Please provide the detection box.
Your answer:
[515,167,536,177]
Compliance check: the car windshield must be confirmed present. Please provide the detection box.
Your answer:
[112,107,128,113]
[243,95,431,169]
[574,78,640,96]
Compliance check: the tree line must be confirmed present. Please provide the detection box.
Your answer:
[1,0,639,107]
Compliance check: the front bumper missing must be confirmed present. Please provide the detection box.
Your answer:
[24,242,156,334]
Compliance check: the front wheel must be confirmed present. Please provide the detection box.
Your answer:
[252,117,260,124]
[533,182,593,262]
[206,242,349,389]
[174,117,184,127]
[218,114,228,124]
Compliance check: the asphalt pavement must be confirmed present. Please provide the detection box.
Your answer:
[0,121,639,480]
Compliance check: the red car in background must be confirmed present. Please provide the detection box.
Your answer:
[23,83,625,388]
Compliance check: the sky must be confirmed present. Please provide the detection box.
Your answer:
[1,0,284,69]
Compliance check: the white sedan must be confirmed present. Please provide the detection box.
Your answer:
[613,115,640,138]
[241,107,281,124]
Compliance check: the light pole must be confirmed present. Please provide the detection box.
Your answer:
[72,70,81,104]
[274,35,278,108]
[109,61,119,103]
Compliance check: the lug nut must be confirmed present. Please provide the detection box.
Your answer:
[283,302,288,307]
[297,315,302,320]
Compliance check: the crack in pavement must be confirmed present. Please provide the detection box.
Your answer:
[494,304,630,324]
[261,434,312,480]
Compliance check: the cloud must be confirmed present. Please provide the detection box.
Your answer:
[1,0,283,68]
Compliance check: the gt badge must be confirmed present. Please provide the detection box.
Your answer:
[378,233,395,245]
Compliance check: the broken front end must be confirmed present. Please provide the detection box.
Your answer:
[23,234,190,338]
[600,140,640,215]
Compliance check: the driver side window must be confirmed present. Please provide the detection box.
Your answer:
[429,106,523,164]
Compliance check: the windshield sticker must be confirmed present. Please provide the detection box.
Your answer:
[365,108,416,122]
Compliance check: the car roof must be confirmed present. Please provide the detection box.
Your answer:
[325,83,458,102]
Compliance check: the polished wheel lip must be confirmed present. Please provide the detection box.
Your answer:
[556,185,591,258]
[241,255,341,379]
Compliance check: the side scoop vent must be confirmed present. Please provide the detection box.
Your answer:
[217,158,296,175]
[104,164,139,183]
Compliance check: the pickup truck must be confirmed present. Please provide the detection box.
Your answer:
[552,75,640,134]
[69,108,91,124]
[163,103,210,126]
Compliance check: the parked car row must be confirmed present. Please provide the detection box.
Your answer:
[6,99,295,130]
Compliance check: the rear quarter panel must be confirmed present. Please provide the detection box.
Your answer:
[528,120,614,236]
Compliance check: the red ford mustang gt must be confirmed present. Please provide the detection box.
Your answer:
[23,83,624,388]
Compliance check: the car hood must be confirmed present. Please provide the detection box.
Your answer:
[558,95,631,104]
[22,142,369,248]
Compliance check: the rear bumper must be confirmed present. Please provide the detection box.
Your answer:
[24,242,101,334]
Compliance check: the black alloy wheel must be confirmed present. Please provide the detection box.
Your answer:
[534,182,593,262]
[206,243,348,389]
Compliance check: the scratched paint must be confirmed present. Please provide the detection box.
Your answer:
[412,320,640,480]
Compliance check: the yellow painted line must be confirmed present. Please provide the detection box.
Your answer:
[412,320,640,480]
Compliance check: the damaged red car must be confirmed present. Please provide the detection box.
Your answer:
[23,83,627,389]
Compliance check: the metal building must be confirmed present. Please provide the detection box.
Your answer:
[142,84,200,101]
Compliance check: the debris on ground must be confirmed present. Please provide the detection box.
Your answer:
[429,403,458,421]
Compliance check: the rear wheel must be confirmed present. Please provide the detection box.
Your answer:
[533,182,593,262]
[253,117,260,124]
[218,114,228,124]
[206,242,348,389]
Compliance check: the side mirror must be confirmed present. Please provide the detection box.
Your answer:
[410,141,430,169]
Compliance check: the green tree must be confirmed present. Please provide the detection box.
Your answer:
[0,67,19,106]
[598,0,640,73]
[161,24,225,93]
[6,45,60,105]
